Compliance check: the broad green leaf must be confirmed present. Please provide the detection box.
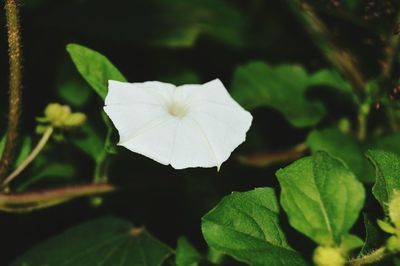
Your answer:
[277,151,365,246]
[367,150,400,212]
[340,234,363,253]
[201,188,308,266]
[359,214,383,256]
[66,43,126,100]
[307,128,373,182]
[14,137,32,166]
[231,62,325,127]
[12,216,173,266]
[176,236,202,266]
[309,69,354,98]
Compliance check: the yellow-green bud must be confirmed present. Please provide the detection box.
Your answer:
[63,113,86,127]
[386,235,400,253]
[40,103,86,129]
[389,190,400,228]
[313,246,345,266]
[45,103,71,127]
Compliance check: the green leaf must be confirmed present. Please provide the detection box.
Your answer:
[367,150,400,212]
[14,137,32,166]
[176,236,202,266]
[308,69,354,98]
[359,214,383,256]
[66,43,126,100]
[201,187,308,266]
[231,62,326,127]
[377,219,396,234]
[276,151,365,246]
[340,234,364,253]
[12,216,173,266]
[307,128,373,182]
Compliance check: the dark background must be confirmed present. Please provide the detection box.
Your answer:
[0,0,396,264]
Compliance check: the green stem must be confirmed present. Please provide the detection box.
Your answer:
[346,247,387,266]
[0,183,115,213]
[237,142,308,167]
[1,127,53,189]
[0,0,23,180]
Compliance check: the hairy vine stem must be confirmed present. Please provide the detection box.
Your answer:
[346,247,387,266]
[0,0,23,180]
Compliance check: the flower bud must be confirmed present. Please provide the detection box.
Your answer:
[45,103,71,127]
[63,113,86,127]
[38,103,86,130]
[313,246,345,266]
[389,190,400,228]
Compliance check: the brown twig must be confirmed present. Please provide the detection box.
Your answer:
[287,0,366,101]
[0,0,23,180]
[237,143,308,168]
[381,11,400,79]
[0,183,116,213]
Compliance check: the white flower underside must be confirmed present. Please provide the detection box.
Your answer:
[103,79,253,170]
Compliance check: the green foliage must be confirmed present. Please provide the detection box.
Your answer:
[368,150,400,213]
[175,237,202,266]
[66,43,127,100]
[12,217,173,266]
[43,0,245,48]
[359,214,383,256]
[201,188,308,266]
[306,128,373,182]
[276,151,365,246]
[231,62,324,127]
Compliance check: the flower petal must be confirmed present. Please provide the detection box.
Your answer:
[170,117,219,169]
[188,102,252,167]
[106,80,175,107]
[103,104,166,144]
[118,117,179,165]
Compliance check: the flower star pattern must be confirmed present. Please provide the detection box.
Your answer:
[104,79,253,170]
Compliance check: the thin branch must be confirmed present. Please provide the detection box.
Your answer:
[0,183,116,213]
[346,247,387,266]
[286,0,366,100]
[2,127,53,189]
[0,0,23,180]
[237,143,308,168]
[381,10,400,79]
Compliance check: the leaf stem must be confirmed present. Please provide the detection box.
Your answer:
[237,142,308,167]
[0,0,23,180]
[0,183,115,212]
[1,127,54,189]
[346,247,387,266]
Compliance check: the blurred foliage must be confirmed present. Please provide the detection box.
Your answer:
[2,0,400,265]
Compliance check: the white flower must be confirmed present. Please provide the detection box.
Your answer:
[104,79,253,170]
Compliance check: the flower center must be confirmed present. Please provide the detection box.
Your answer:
[167,101,188,117]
